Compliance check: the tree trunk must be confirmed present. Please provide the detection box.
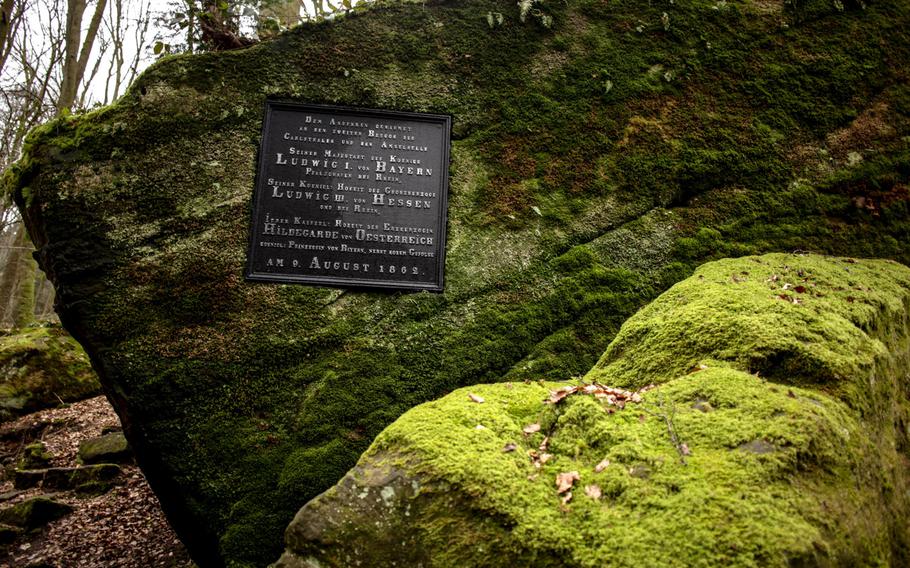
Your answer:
[58,0,107,111]
[58,0,87,112]
[72,0,107,104]
[13,244,36,328]
[0,221,28,327]
[0,0,17,76]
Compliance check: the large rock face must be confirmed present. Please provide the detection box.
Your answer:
[5,0,910,565]
[279,254,910,567]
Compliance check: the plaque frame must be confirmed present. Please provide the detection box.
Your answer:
[245,101,452,292]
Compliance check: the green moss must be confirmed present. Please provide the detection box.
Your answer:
[18,442,52,470]
[283,253,910,566]
[0,326,100,421]
[77,432,132,465]
[348,372,892,566]
[0,497,73,531]
[587,254,910,398]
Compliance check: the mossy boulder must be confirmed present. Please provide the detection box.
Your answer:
[18,441,52,470]
[0,326,100,420]
[77,433,131,465]
[0,497,73,531]
[5,0,910,566]
[38,464,123,495]
[278,254,910,567]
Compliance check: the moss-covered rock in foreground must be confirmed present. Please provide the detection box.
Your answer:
[6,0,910,565]
[0,326,100,420]
[278,254,910,567]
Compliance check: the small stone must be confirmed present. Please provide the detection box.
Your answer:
[18,442,52,470]
[0,497,73,530]
[629,464,651,479]
[77,433,132,465]
[0,491,23,503]
[738,439,776,454]
[13,470,46,490]
[43,464,122,492]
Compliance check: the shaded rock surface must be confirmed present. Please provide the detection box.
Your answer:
[14,464,123,495]
[5,0,910,565]
[0,498,72,531]
[0,326,100,421]
[279,254,910,567]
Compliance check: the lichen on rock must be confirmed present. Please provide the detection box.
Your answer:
[278,254,910,567]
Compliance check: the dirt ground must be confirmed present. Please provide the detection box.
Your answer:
[0,396,194,567]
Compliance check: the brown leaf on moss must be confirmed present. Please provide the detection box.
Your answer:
[547,386,579,404]
[561,491,573,505]
[522,423,541,434]
[594,458,610,473]
[547,383,655,408]
[556,471,580,494]
[584,485,602,500]
[468,393,485,403]
[502,442,517,453]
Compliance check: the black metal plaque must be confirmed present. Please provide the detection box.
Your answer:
[246,102,451,291]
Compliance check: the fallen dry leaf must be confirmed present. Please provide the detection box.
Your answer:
[680,443,691,456]
[547,386,578,404]
[555,471,580,494]
[538,436,549,452]
[561,491,573,504]
[522,423,541,435]
[502,442,517,453]
[584,485,602,500]
[594,458,610,473]
[546,383,655,408]
[468,393,485,403]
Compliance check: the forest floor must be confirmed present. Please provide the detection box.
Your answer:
[0,396,194,567]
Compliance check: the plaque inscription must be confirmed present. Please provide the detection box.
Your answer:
[246,102,451,291]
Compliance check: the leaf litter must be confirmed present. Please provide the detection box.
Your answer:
[546,382,655,408]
